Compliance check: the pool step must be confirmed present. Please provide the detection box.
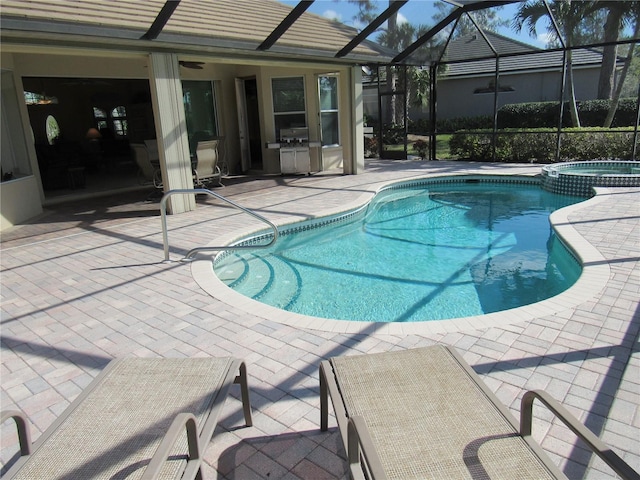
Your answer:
[219,252,301,309]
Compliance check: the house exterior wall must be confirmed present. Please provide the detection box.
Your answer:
[257,65,352,174]
[1,47,360,227]
[435,67,601,120]
[363,66,602,123]
[1,53,43,229]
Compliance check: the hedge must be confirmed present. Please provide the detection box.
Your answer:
[497,98,637,128]
[449,128,637,163]
[403,98,637,133]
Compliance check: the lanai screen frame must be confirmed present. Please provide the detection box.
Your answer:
[349,0,640,162]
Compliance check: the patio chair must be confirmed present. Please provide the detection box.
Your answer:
[132,142,163,189]
[193,140,223,188]
[2,357,252,480]
[320,345,639,480]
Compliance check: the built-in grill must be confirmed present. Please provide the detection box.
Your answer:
[267,127,320,175]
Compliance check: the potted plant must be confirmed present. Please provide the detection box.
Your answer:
[413,139,429,160]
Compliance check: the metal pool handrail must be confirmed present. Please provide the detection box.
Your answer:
[160,189,279,261]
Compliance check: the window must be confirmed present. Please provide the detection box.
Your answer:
[272,77,306,139]
[111,106,128,136]
[92,107,108,131]
[45,115,60,145]
[24,91,58,105]
[318,75,339,146]
[92,106,127,136]
[182,80,219,155]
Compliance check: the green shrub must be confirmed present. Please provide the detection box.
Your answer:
[449,128,635,162]
[408,116,493,135]
[559,128,635,160]
[498,102,562,128]
[497,99,637,129]
[412,139,429,159]
[382,124,405,144]
[364,136,378,158]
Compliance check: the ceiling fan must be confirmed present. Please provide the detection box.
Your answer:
[179,61,205,69]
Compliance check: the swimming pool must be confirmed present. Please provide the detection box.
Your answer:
[213,177,587,323]
[541,160,640,196]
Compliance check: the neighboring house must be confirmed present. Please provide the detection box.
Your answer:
[436,32,614,120]
[0,0,391,229]
[364,31,614,123]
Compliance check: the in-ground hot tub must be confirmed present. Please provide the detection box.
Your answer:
[541,160,640,196]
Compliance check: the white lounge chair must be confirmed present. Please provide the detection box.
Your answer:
[320,345,638,480]
[2,357,252,479]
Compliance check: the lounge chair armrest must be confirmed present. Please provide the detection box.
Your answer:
[347,415,388,480]
[520,390,640,480]
[1,410,32,456]
[141,413,202,480]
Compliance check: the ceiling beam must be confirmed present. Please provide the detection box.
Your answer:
[392,0,517,64]
[258,1,314,51]
[335,0,408,58]
[142,0,181,40]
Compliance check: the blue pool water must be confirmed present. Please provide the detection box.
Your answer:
[214,180,585,322]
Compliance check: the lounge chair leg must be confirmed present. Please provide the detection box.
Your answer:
[320,363,329,431]
[142,413,203,480]
[235,361,253,427]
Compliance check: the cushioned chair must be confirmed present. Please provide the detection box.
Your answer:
[2,357,252,480]
[320,345,638,480]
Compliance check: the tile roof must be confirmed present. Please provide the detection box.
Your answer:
[0,0,391,63]
[442,31,605,77]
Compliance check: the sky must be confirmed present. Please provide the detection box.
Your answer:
[279,0,550,48]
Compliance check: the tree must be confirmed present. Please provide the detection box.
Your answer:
[592,1,637,100]
[344,1,403,126]
[513,0,595,128]
[603,8,640,127]
[432,2,508,38]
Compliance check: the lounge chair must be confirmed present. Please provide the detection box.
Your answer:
[320,345,639,480]
[2,357,252,479]
[193,140,223,188]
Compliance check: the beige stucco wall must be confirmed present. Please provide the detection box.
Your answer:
[257,64,359,174]
[1,176,43,230]
[181,62,355,175]
[1,45,361,226]
[1,53,43,230]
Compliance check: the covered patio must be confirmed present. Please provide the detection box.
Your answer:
[1,160,638,478]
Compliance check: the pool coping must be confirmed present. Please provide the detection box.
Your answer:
[191,175,611,335]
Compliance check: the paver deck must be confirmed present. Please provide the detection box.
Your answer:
[1,160,638,479]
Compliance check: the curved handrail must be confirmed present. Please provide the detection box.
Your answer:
[160,189,279,261]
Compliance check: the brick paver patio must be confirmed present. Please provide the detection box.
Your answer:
[1,160,638,479]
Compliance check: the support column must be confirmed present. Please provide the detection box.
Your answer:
[148,52,195,213]
[348,65,365,175]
